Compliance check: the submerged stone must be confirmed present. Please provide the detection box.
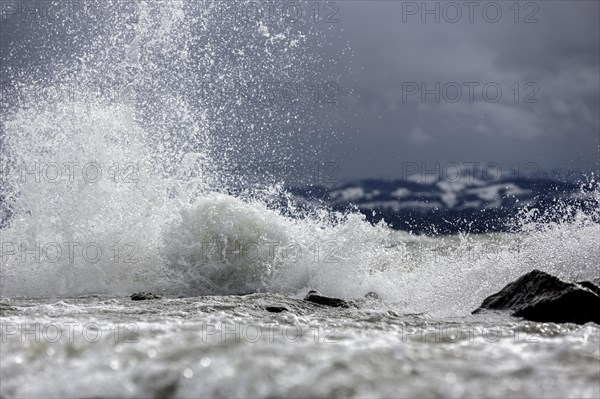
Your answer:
[304,290,350,308]
[131,292,162,301]
[265,306,288,313]
[365,292,380,300]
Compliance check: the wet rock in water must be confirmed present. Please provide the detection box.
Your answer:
[304,290,350,308]
[365,292,380,300]
[472,270,600,325]
[265,306,288,313]
[131,292,162,301]
[576,281,600,296]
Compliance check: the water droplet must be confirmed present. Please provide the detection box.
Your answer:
[200,357,211,367]
[445,372,457,383]
[183,368,194,378]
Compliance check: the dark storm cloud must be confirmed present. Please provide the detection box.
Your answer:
[1,1,597,182]
[323,0,599,180]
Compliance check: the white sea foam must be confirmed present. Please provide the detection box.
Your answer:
[0,1,598,319]
[1,4,599,397]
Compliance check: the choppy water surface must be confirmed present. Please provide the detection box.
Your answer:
[1,1,599,397]
[1,294,599,398]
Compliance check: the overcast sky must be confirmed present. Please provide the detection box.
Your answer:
[318,0,599,181]
[1,1,598,183]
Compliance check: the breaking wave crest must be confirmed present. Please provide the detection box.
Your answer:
[0,1,598,317]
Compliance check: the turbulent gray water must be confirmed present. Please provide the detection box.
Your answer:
[1,1,599,397]
[2,229,600,398]
[1,293,599,398]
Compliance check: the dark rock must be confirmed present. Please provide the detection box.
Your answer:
[365,292,380,300]
[576,281,600,296]
[131,292,162,301]
[304,290,350,308]
[472,270,600,325]
[265,306,288,313]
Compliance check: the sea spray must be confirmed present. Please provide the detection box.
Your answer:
[0,1,598,319]
[0,0,341,297]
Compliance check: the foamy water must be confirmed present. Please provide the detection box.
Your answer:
[1,1,599,397]
[1,295,599,398]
